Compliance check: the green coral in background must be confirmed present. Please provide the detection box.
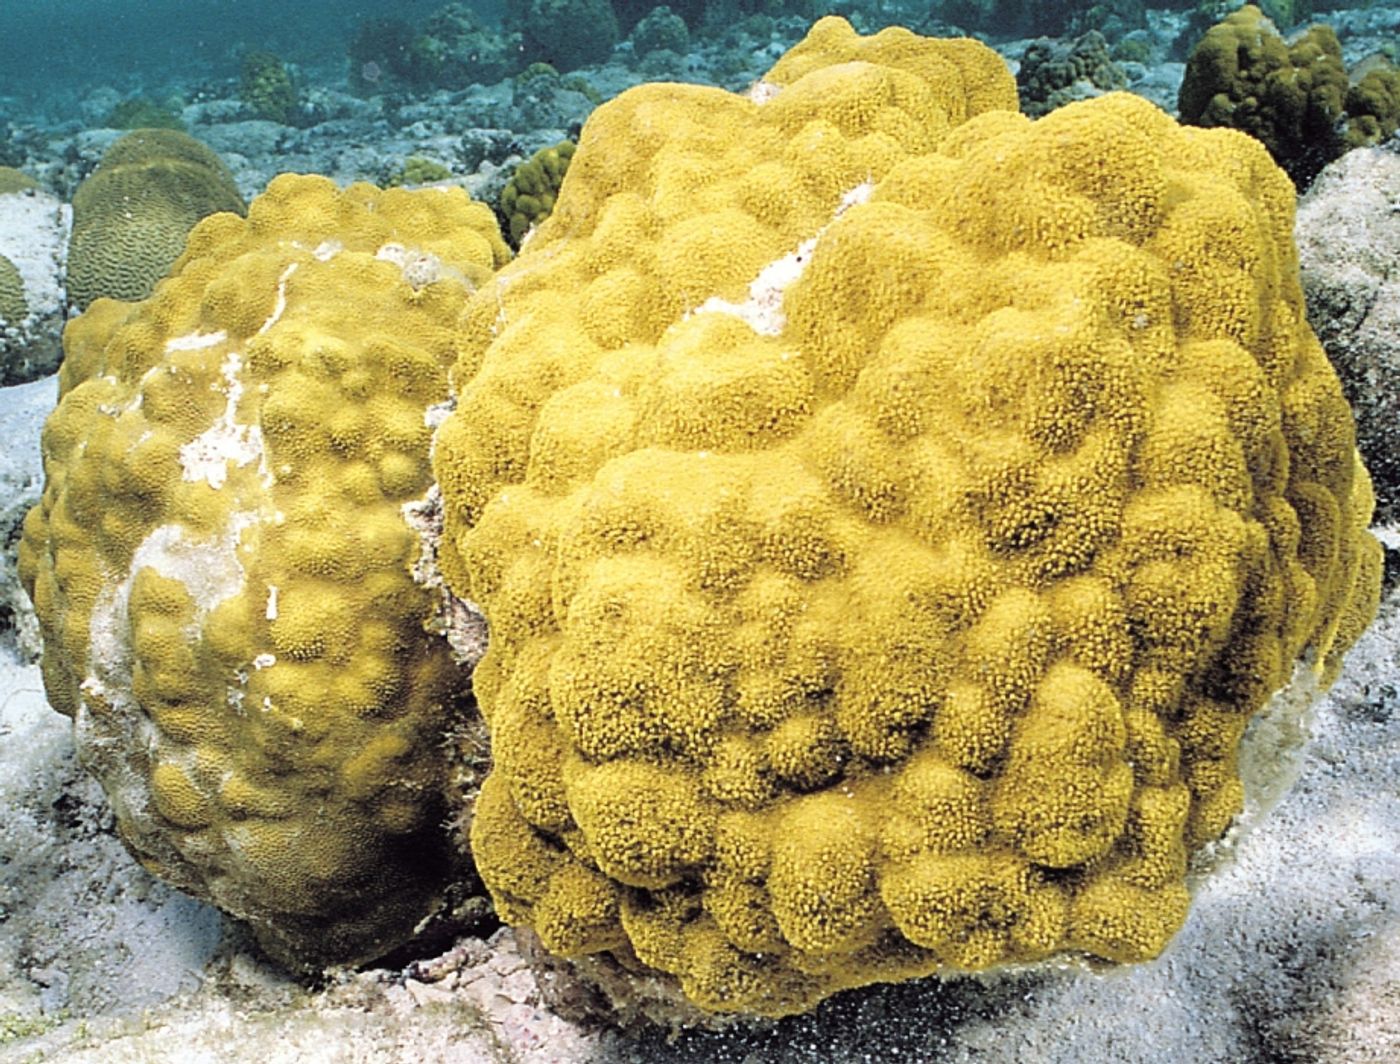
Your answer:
[509,0,619,72]
[0,255,27,327]
[615,0,706,32]
[1018,30,1128,117]
[414,2,522,87]
[104,97,185,131]
[1343,55,1400,149]
[1178,4,1400,187]
[347,6,522,94]
[386,156,454,187]
[629,5,690,56]
[239,51,299,124]
[938,0,1129,37]
[0,167,40,195]
[498,139,576,248]
[65,129,247,310]
[348,17,419,94]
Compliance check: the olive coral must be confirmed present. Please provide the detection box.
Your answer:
[432,16,1382,1017]
[1178,4,1400,188]
[239,51,299,125]
[20,174,510,967]
[0,255,25,327]
[66,129,247,311]
[498,140,576,248]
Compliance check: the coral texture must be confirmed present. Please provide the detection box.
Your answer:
[105,97,185,131]
[509,0,620,73]
[66,130,247,311]
[20,174,510,968]
[630,6,690,57]
[0,181,68,386]
[1297,145,1400,525]
[432,16,1382,1017]
[239,52,299,125]
[1017,30,1128,118]
[1178,4,1400,188]
[387,156,454,188]
[0,255,26,327]
[499,140,576,248]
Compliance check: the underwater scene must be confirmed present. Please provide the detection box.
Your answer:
[0,1,1398,1061]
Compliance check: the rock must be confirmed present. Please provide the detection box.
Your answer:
[0,187,69,386]
[1297,143,1400,523]
[0,375,54,658]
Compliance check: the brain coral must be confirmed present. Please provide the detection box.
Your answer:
[20,174,510,968]
[432,16,1383,1017]
[66,129,247,311]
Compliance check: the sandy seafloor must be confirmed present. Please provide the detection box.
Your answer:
[0,370,1396,1062]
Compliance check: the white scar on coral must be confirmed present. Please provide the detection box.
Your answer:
[176,262,295,490]
[688,180,874,336]
[177,348,270,490]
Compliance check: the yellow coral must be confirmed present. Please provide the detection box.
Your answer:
[20,174,510,967]
[434,17,1381,1016]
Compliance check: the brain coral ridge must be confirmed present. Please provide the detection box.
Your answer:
[20,174,511,967]
[432,16,1383,1017]
[66,129,248,312]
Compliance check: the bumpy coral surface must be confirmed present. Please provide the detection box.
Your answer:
[66,129,247,311]
[1017,30,1127,118]
[510,0,619,72]
[0,255,26,327]
[1178,5,1400,188]
[21,174,510,967]
[499,140,576,248]
[239,51,299,125]
[432,16,1383,1017]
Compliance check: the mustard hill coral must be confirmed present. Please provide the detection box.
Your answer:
[20,174,510,968]
[432,16,1382,1017]
[66,130,247,311]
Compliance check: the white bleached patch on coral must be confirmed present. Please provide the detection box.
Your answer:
[312,239,342,261]
[252,653,275,669]
[689,180,875,336]
[257,262,298,335]
[265,584,278,620]
[381,240,485,293]
[165,330,228,353]
[81,512,258,800]
[377,243,452,290]
[747,80,781,105]
[87,513,256,670]
[178,349,269,491]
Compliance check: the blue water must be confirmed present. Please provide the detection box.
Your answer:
[0,0,505,108]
